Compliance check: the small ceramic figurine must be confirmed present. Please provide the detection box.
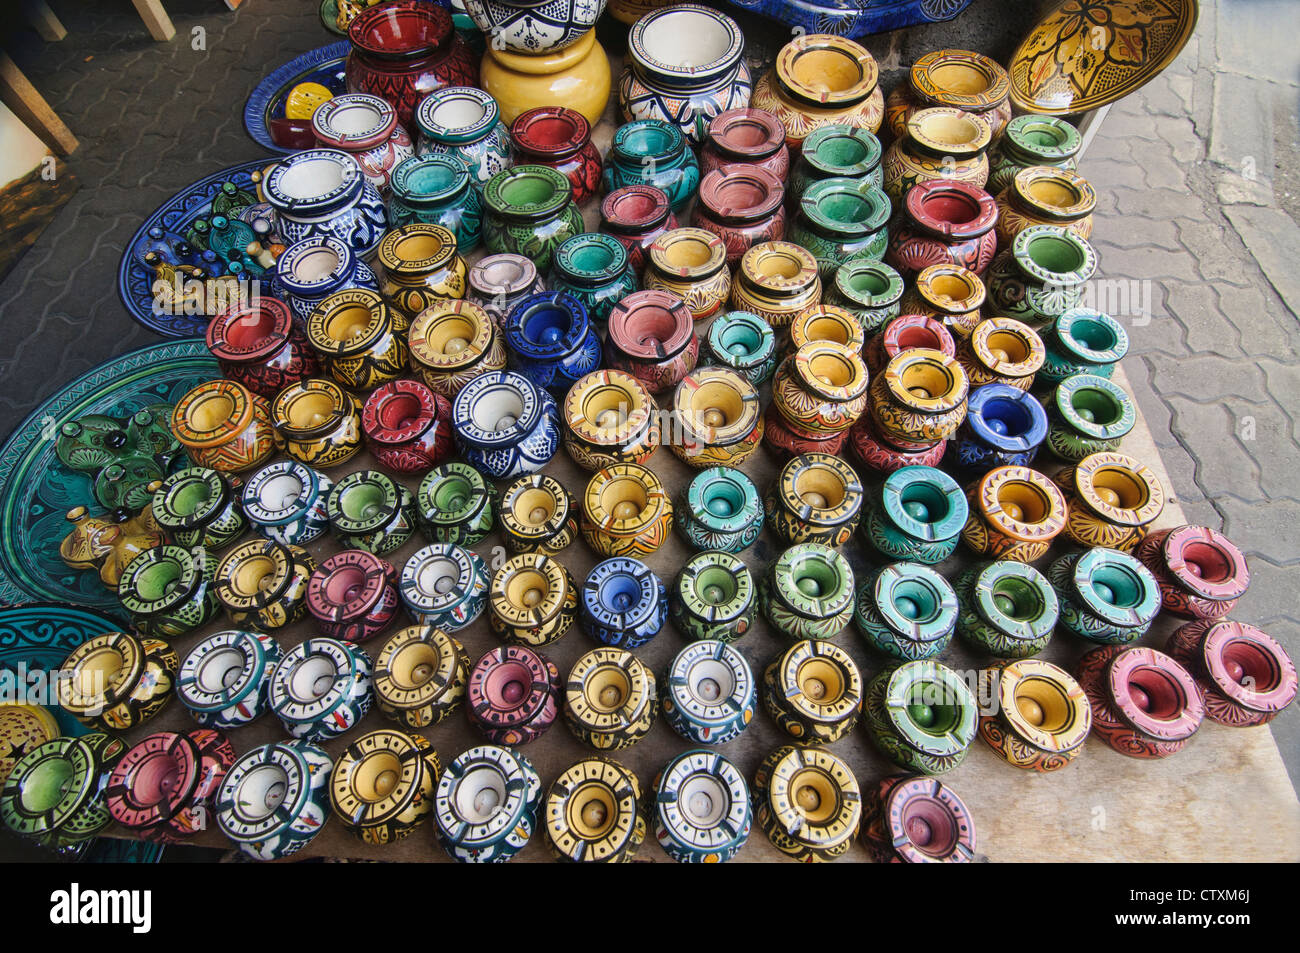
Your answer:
[57,631,178,732]
[151,466,247,550]
[763,640,863,744]
[372,624,469,729]
[0,733,126,849]
[661,640,756,745]
[561,369,662,472]
[580,463,673,558]
[862,465,968,564]
[670,368,764,469]
[488,553,578,646]
[864,660,978,774]
[361,378,455,473]
[853,562,959,661]
[1075,644,1204,759]
[467,646,561,746]
[241,461,334,546]
[117,544,219,640]
[214,538,318,631]
[306,549,402,643]
[753,744,862,862]
[215,740,334,861]
[960,464,1067,563]
[1166,619,1298,727]
[653,749,751,863]
[563,647,658,749]
[955,560,1059,657]
[270,378,365,469]
[452,370,561,479]
[977,660,1091,772]
[544,757,647,863]
[765,452,864,547]
[860,774,977,863]
[106,728,236,842]
[759,543,856,642]
[1136,524,1250,620]
[55,403,180,511]
[433,745,542,863]
[177,630,282,730]
[497,474,578,555]
[581,557,668,649]
[400,542,489,631]
[268,637,373,742]
[329,729,440,844]
[59,498,167,590]
[670,551,756,643]
[417,462,494,545]
[675,469,764,554]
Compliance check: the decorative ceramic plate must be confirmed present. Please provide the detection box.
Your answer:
[243,41,350,153]
[116,159,271,338]
[1008,0,1198,114]
[726,0,974,39]
[0,340,219,610]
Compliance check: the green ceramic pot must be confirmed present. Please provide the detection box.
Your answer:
[388,154,484,252]
[955,561,1059,658]
[117,544,219,639]
[1039,307,1129,385]
[853,562,958,661]
[985,225,1097,329]
[417,462,493,546]
[549,232,639,328]
[788,124,884,201]
[601,120,701,213]
[759,543,855,642]
[326,469,417,556]
[670,551,756,643]
[1048,548,1161,644]
[1046,373,1136,461]
[825,259,904,336]
[864,660,978,775]
[150,466,247,550]
[787,177,891,281]
[704,311,778,386]
[863,464,968,564]
[482,165,584,271]
[0,733,126,848]
[987,115,1081,195]
[676,467,764,554]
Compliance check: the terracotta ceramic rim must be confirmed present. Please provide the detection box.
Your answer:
[970,560,1058,643]
[738,241,819,296]
[376,223,459,275]
[1072,450,1165,526]
[409,299,494,372]
[274,236,355,295]
[207,297,295,363]
[263,149,363,215]
[1054,308,1129,365]
[1068,548,1160,628]
[498,475,572,544]
[673,367,761,446]
[326,469,405,534]
[418,462,491,527]
[1003,115,1081,163]
[329,729,428,827]
[106,731,201,830]
[799,176,890,239]
[880,465,967,541]
[976,465,1067,541]
[1053,373,1136,440]
[800,123,882,176]
[553,233,629,286]
[904,179,998,240]
[563,369,655,446]
[311,93,398,150]
[416,86,500,143]
[970,317,1045,378]
[790,304,865,353]
[178,630,270,712]
[882,661,977,756]
[268,638,361,724]
[362,379,440,444]
[627,4,744,87]
[511,106,591,159]
[1199,621,1299,713]
[996,659,1090,754]
[467,645,554,729]
[647,228,727,280]
[347,0,452,60]
[1160,525,1250,602]
[910,49,1010,111]
[707,310,776,369]
[834,259,903,308]
[172,379,257,449]
[469,253,540,298]
[400,542,485,615]
[965,383,1047,452]
[483,164,573,220]
[1011,165,1096,221]
[905,108,992,159]
[776,34,878,107]
[1106,647,1204,741]
[883,775,976,863]
[306,288,390,356]
[793,341,869,403]
[883,348,967,413]
[606,290,695,358]
[582,463,668,536]
[58,631,145,714]
[215,539,303,610]
[1012,224,1097,285]
[880,313,955,360]
[373,626,462,711]
[389,153,472,207]
[676,550,755,619]
[271,378,354,439]
[707,107,786,160]
[871,562,958,641]
[915,262,985,314]
[153,466,233,531]
[769,543,854,619]
[684,467,761,535]
[774,451,862,528]
[117,544,204,616]
[601,185,672,234]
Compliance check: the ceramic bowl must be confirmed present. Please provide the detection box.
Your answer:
[670,550,756,644]
[753,744,862,862]
[497,474,578,555]
[372,624,469,729]
[466,647,561,746]
[765,451,864,547]
[106,728,236,842]
[762,639,863,744]
[543,756,646,863]
[487,552,578,646]
[361,378,455,473]
[676,467,764,554]
[853,562,959,662]
[561,369,662,472]
[214,538,318,631]
[1075,644,1204,759]
[977,659,1090,772]
[669,367,764,469]
[860,774,977,863]
[759,542,855,642]
[1166,619,1299,728]
[864,660,978,774]
[241,460,334,546]
[433,745,542,862]
[325,470,416,555]
[862,465,968,564]
[215,740,334,861]
[1047,548,1160,646]
[955,560,1059,658]
[178,630,282,730]
[400,542,489,631]
[1135,525,1250,621]
[580,557,668,649]
[563,647,658,750]
[57,631,178,732]
[270,377,365,469]
[306,549,403,642]
[579,463,673,558]
[150,466,248,550]
[416,461,494,545]
[328,728,440,844]
[452,369,561,479]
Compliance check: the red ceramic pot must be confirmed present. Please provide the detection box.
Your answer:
[345,1,478,131]
[105,729,236,842]
[306,549,402,642]
[700,108,791,182]
[848,411,946,475]
[886,180,999,279]
[1135,525,1250,620]
[761,404,847,458]
[690,166,786,268]
[1076,644,1204,759]
[361,378,454,473]
[604,290,699,394]
[511,107,603,205]
[600,185,677,274]
[206,297,320,399]
[865,313,956,376]
[1165,619,1298,727]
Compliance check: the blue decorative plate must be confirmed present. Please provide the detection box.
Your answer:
[727,0,973,38]
[116,159,270,338]
[0,339,219,610]
[243,41,350,154]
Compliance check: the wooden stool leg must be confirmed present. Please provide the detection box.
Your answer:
[0,53,77,155]
[130,0,176,42]
[22,0,68,41]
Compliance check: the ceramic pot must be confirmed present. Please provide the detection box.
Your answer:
[580,557,668,649]
[605,289,700,393]
[995,166,1095,250]
[860,774,976,863]
[865,312,956,376]
[274,235,382,324]
[952,383,1049,474]
[206,297,320,399]
[763,640,863,744]
[106,728,236,843]
[151,466,247,551]
[988,115,1081,195]
[561,369,661,471]
[215,740,333,861]
[883,48,1011,142]
[345,1,479,129]
[751,33,884,148]
[511,106,602,204]
[487,552,578,645]
[270,378,365,468]
[579,462,673,558]
[701,107,789,180]
[374,222,469,320]
[312,93,414,193]
[869,348,968,445]
[960,464,1067,563]
[788,123,883,200]
[497,473,578,555]
[57,631,178,732]
[955,316,1044,392]
[1075,644,1204,759]
[563,647,658,749]
[863,465,967,564]
[669,367,763,468]
[753,744,861,862]
[178,630,282,730]
[691,166,786,267]
[669,551,756,643]
[482,164,585,271]
[1166,619,1299,727]
[434,745,542,861]
[954,560,1058,657]
[480,29,611,127]
[704,310,777,385]
[264,150,389,260]
[468,252,546,327]
[885,179,999,278]
[415,85,513,186]
[1040,307,1128,385]
[117,544,219,639]
[504,290,602,390]
[848,408,947,476]
[306,289,411,392]
[977,660,1090,772]
[652,750,750,863]
[661,640,755,745]
[400,542,489,630]
[452,369,561,478]
[326,471,416,555]
[787,177,890,281]
[675,468,763,555]
[463,0,604,53]
[1045,373,1136,461]
[268,637,373,742]
[771,341,869,442]
[329,729,439,844]
[408,299,508,398]
[881,107,991,208]
[853,562,959,662]
[0,733,125,848]
[599,186,676,277]
[985,225,1097,329]
[417,461,494,544]
[827,258,904,335]
[214,538,318,630]
[1056,450,1165,551]
[549,232,637,328]
[1048,548,1160,645]
[601,119,700,213]
[467,646,560,745]
[171,379,280,474]
[730,241,821,329]
[386,154,484,250]
[864,660,978,774]
[544,757,646,862]
[1135,525,1250,621]
[899,262,986,339]
[764,452,863,547]
[760,542,855,642]
[373,624,469,728]
[643,228,731,321]
[762,407,848,458]
[361,378,455,472]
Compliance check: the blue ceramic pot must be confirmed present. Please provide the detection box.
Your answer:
[705,311,777,386]
[853,562,959,661]
[503,290,602,390]
[274,236,380,324]
[415,86,513,187]
[581,557,667,649]
[601,120,700,213]
[263,149,388,260]
[954,383,1049,473]
[452,370,560,478]
[652,749,751,863]
[387,153,484,251]
[1047,548,1161,645]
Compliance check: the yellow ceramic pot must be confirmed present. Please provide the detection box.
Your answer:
[669,367,764,468]
[750,34,884,148]
[374,224,468,321]
[562,369,662,471]
[771,341,870,437]
[270,377,364,468]
[995,165,1096,250]
[883,49,1012,142]
[580,462,673,558]
[1055,450,1166,552]
[899,263,986,339]
[480,29,612,127]
[306,289,410,392]
[787,303,866,357]
[171,379,280,474]
[869,348,969,445]
[881,107,991,207]
[960,464,1067,563]
[730,241,822,329]
[956,316,1045,392]
[408,299,507,398]
[643,228,732,322]
[488,552,579,646]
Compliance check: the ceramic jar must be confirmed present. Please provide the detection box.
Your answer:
[865,660,978,774]
[953,383,1049,474]
[312,93,414,193]
[178,630,282,729]
[467,646,561,746]
[400,542,489,630]
[214,538,317,630]
[849,409,946,477]
[662,641,756,744]
[561,369,661,471]
[581,557,668,649]
[550,232,637,328]
[1046,373,1136,461]
[543,757,647,862]
[468,253,546,328]
[881,107,991,208]
[787,177,890,282]
[899,263,986,339]
[853,562,958,661]
[206,297,320,399]
[172,379,280,474]
[373,625,469,729]
[1056,450,1165,551]
[705,310,777,386]
[760,543,855,642]
[886,180,999,278]
[1040,307,1128,385]
[701,107,790,180]
[977,660,1090,772]
[763,640,863,744]
[751,33,884,148]
[863,465,968,564]
[1136,525,1251,620]
[600,186,678,275]
[329,729,440,844]
[487,553,578,646]
[452,370,561,478]
[326,471,416,555]
[408,299,508,398]
[117,544,218,639]
[788,124,883,199]
[1,733,125,848]
[956,317,1044,392]
[504,290,602,390]
[988,115,1081,195]
[730,241,822,329]
[563,647,658,749]
[869,348,968,446]
[954,560,1059,657]
[482,165,584,271]
[480,29,611,127]
[345,1,478,130]
[214,740,333,861]
[463,0,603,52]
[361,378,455,472]
[580,462,673,558]
[1075,644,1204,759]
[274,236,381,324]
[57,631,178,731]
[753,744,861,862]
[374,223,469,320]
[985,225,1097,329]
[960,464,1067,563]
[860,774,976,863]
[691,166,787,267]
[386,154,484,250]
[676,468,763,554]
[434,745,543,862]
[151,466,247,551]
[670,551,756,642]
[653,750,751,863]
[670,367,763,468]
[1166,619,1299,727]
[1048,548,1160,645]
[106,729,236,843]
[995,166,1096,250]
[415,86,513,186]
[826,258,904,336]
[765,452,863,547]
[417,462,493,545]
[602,120,701,213]
[769,340,867,439]
[270,378,365,468]
[643,228,731,321]
[510,106,602,204]
[884,48,1012,142]
[497,474,578,554]
[605,290,700,393]
[306,289,410,392]
[264,150,389,260]
[866,313,956,376]
[268,637,373,742]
